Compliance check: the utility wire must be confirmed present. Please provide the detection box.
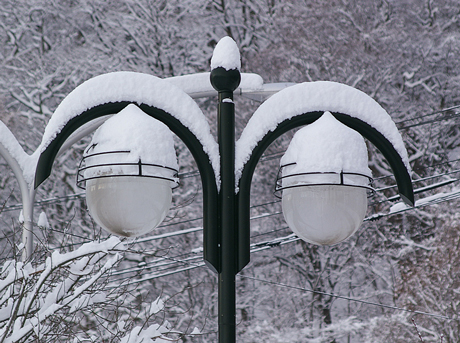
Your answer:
[366,188,460,221]
[109,231,299,282]
[36,170,460,253]
[2,192,85,212]
[398,112,460,130]
[376,168,460,193]
[108,233,451,321]
[110,183,460,280]
[111,185,460,281]
[239,275,451,320]
[396,104,460,125]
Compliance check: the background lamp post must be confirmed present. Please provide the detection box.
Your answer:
[0,122,37,260]
[33,37,414,343]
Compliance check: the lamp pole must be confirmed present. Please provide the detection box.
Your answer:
[33,37,414,343]
[211,66,241,342]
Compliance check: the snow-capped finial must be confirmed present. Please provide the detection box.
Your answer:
[210,36,241,71]
[210,37,241,92]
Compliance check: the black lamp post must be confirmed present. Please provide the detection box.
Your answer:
[210,65,241,341]
[34,37,413,342]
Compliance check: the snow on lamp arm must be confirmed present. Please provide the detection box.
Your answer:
[235,81,414,271]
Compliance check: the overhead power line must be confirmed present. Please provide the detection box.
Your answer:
[108,232,451,321]
[398,112,460,130]
[110,184,460,284]
[108,231,299,284]
[396,104,460,125]
[367,188,460,221]
[239,275,451,320]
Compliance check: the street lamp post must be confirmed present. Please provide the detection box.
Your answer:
[33,37,414,342]
[210,70,239,341]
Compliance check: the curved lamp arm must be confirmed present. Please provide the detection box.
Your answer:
[34,72,221,272]
[235,82,414,272]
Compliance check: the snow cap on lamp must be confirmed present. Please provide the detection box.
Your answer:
[85,104,178,176]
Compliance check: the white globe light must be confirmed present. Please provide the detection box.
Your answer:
[282,185,367,245]
[86,176,172,237]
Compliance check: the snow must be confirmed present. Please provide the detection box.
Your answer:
[394,235,436,258]
[235,81,411,188]
[0,237,125,342]
[45,236,125,268]
[120,323,171,343]
[389,201,410,213]
[37,71,220,187]
[83,104,178,181]
[389,189,458,214]
[37,211,50,229]
[0,121,35,185]
[238,73,265,91]
[280,112,371,187]
[165,72,263,97]
[210,36,241,71]
[149,297,165,315]
[118,321,126,331]
[191,327,201,335]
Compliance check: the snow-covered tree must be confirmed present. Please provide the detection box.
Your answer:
[0,234,206,342]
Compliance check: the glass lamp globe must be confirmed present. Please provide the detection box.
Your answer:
[282,185,367,245]
[86,176,172,237]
